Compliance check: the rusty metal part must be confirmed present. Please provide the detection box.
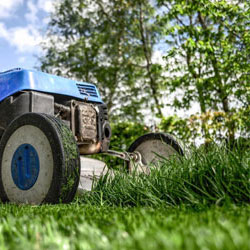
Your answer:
[105,150,146,173]
[70,100,77,136]
[54,100,111,155]
[76,103,97,143]
[54,103,70,119]
[105,150,145,167]
[79,141,102,154]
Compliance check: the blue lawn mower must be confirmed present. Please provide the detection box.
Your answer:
[0,68,183,204]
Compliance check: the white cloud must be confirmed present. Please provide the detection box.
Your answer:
[0,0,60,54]
[0,22,42,53]
[12,26,42,52]
[25,0,38,24]
[0,0,23,19]
[37,0,56,13]
[0,23,8,39]
[152,50,166,66]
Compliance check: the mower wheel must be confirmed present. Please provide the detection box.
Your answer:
[127,133,184,173]
[0,113,80,204]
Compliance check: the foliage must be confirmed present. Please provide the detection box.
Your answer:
[40,0,250,143]
[159,108,250,145]
[109,121,150,152]
[40,0,165,119]
[157,0,250,142]
[159,115,197,144]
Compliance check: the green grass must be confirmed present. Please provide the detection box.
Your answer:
[0,145,249,249]
[82,144,250,207]
[0,204,249,250]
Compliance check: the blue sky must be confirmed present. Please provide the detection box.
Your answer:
[0,0,55,72]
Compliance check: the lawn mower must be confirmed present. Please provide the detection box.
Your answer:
[0,68,183,204]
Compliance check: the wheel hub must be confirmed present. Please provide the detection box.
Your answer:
[11,144,40,190]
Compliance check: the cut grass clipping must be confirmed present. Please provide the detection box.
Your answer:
[80,144,250,207]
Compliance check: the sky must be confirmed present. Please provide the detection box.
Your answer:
[0,0,56,72]
[0,0,165,73]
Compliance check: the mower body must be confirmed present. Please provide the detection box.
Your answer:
[0,68,111,154]
[0,68,103,103]
[0,68,183,204]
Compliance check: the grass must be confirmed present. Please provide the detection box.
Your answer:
[81,144,250,207]
[0,204,249,250]
[0,144,249,249]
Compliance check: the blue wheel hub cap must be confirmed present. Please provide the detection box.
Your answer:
[11,144,40,190]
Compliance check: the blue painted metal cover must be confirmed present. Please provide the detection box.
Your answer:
[11,143,40,191]
[0,68,103,103]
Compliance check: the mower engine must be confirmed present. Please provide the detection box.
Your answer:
[55,100,111,154]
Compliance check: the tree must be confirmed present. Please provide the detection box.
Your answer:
[40,0,165,120]
[40,0,249,144]
[157,0,250,143]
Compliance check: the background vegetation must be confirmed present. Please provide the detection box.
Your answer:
[40,0,249,145]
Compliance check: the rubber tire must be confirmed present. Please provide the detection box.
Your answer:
[0,113,80,204]
[127,133,184,171]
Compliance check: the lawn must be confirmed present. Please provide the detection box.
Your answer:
[0,204,249,250]
[0,145,249,250]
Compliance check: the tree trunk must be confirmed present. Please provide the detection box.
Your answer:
[138,3,163,118]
